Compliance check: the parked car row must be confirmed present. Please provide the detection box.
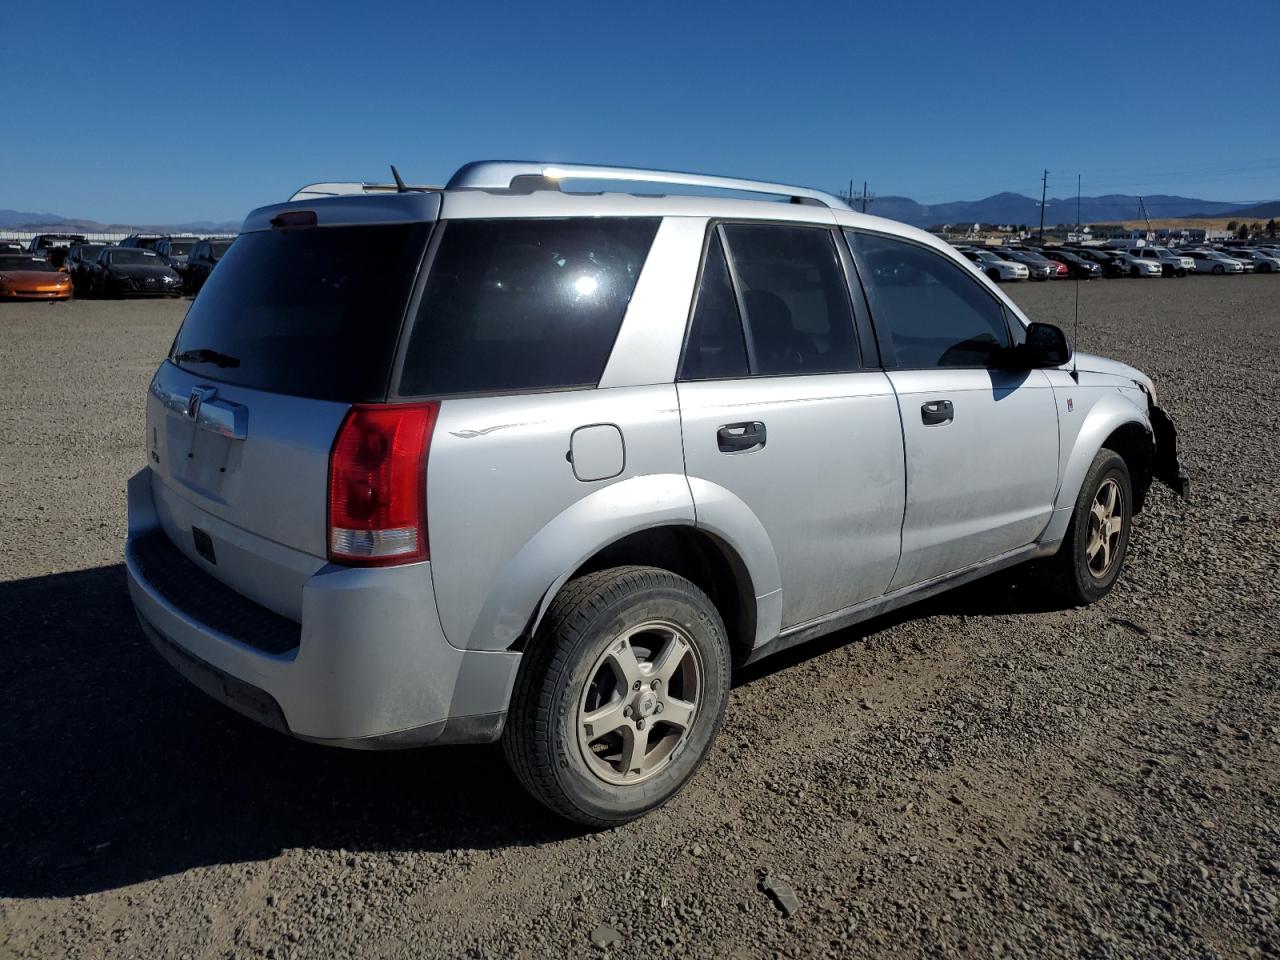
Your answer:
[0,233,235,300]
[952,240,1280,282]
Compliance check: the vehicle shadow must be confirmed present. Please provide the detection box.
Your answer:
[0,564,578,900]
[0,561,1063,899]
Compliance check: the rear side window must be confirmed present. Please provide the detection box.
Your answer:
[850,231,1012,369]
[720,223,859,376]
[398,218,659,397]
[172,223,432,402]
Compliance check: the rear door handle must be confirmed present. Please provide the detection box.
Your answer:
[921,400,954,426]
[717,421,766,453]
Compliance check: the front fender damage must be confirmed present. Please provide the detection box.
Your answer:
[1149,404,1190,498]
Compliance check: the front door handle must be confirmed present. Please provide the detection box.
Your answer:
[717,421,767,453]
[921,400,954,426]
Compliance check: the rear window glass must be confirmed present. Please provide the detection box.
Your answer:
[171,223,432,402]
[0,256,56,272]
[109,249,161,265]
[398,218,659,397]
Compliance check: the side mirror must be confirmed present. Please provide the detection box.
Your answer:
[1022,321,1072,367]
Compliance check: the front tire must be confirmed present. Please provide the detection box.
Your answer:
[1047,449,1133,605]
[1212,264,1225,275]
[504,565,731,827]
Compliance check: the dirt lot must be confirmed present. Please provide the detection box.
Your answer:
[1,277,1277,960]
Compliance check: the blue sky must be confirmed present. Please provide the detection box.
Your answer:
[7,0,1278,224]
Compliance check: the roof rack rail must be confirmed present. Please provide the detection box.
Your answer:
[445,161,852,210]
[289,182,441,202]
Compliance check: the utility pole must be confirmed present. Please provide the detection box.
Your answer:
[1076,173,1082,241]
[861,180,869,213]
[1039,169,1049,240]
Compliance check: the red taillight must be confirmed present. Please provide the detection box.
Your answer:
[327,402,439,566]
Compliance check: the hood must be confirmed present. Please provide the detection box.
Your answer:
[110,264,179,279]
[0,269,70,285]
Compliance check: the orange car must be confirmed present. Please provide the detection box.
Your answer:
[0,253,73,301]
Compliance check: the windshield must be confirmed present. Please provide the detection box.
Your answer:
[0,255,57,272]
[166,241,195,256]
[172,223,433,401]
[109,249,164,265]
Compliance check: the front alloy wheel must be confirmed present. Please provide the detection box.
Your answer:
[1085,478,1125,580]
[1046,448,1133,605]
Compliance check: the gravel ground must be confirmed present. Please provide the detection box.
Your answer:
[1,277,1277,960]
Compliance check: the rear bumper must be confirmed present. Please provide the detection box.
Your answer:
[125,468,521,747]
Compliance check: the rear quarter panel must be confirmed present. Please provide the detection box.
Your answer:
[426,385,693,651]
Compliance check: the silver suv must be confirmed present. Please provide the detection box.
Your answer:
[125,161,1188,825]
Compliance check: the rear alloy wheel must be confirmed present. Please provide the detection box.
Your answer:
[1047,449,1133,605]
[504,565,730,826]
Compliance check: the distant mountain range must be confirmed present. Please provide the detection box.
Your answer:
[1,191,1276,235]
[0,209,240,234]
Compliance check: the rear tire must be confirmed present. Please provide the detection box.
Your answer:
[1046,449,1133,606]
[504,565,731,827]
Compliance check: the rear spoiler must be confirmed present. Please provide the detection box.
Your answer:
[289,182,441,202]
[243,191,443,233]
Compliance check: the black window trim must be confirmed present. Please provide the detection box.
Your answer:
[677,217,869,383]
[844,226,1026,372]
[675,225,747,384]
[390,215,661,402]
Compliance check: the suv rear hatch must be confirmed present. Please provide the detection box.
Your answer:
[146,193,439,620]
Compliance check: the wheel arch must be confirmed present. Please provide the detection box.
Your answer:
[1100,421,1154,514]
[515,480,783,669]
[1044,392,1153,544]
[550,525,760,668]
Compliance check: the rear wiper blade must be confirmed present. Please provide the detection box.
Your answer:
[174,348,241,368]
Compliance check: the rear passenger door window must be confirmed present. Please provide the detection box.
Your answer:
[721,223,860,377]
[848,231,1012,368]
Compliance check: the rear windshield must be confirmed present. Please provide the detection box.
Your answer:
[166,240,195,255]
[0,255,56,272]
[171,222,433,402]
[109,249,162,265]
[397,217,659,397]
